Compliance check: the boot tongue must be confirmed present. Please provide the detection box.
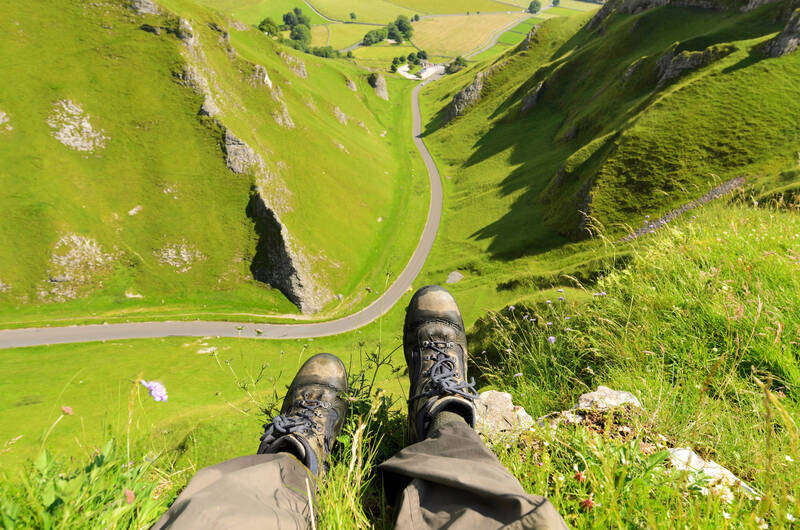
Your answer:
[416,323,456,346]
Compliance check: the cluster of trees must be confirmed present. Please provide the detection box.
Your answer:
[362,15,414,46]
[389,50,428,72]
[258,8,350,59]
[528,0,542,13]
[445,56,467,74]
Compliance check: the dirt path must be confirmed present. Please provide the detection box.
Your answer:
[0,77,445,349]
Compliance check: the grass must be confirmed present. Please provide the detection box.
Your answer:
[391,0,521,14]
[192,0,327,25]
[305,0,416,24]
[555,0,601,11]
[546,5,586,15]
[327,22,382,49]
[3,202,799,528]
[410,13,529,57]
[0,0,428,325]
[310,24,330,46]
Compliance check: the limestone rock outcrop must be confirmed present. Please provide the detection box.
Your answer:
[368,73,389,100]
[656,44,734,87]
[521,80,546,112]
[764,9,800,57]
[475,391,535,438]
[47,100,108,152]
[278,51,307,78]
[131,0,160,15]
[444,71,485,123]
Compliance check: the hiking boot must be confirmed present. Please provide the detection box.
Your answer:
[257,353,348,477]
[404,285,478,441]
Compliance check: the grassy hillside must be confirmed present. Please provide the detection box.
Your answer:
[412,1,800,320]
[0,0,427,326]
[2,201,798,528]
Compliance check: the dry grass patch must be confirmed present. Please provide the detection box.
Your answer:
[412,13,529,57]
[307,0,415,24]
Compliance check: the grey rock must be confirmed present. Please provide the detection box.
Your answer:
[668,448,759,502]
[251,65,273,89]
[764,9,800,58]
[742,0,781,10]
[446,270,464,284]
[0,279,10,293]
[278,51,307,78]
[224,129,266,175]
[656,44,734,87]
[180,64,219,117]
[130,0,160,15]
[370,73,389,100]
[576,386,642,410]
[518,26,539,52]
[345,77,357,91]
[475,391,534,438]
[47,100,108,152]
[333,106,348,125]
[140,24,160,35]
[177,18,197,48]
[623,57,646,80]
[445,71,485,123]
[521,80,546,112]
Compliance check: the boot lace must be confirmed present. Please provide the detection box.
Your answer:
[260,398,327,445]
[408,341,478,403]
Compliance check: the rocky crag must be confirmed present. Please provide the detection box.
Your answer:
[764,8,800,57]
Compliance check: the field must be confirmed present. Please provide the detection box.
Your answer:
[306,0,416,24]
[556,0,601,10]
[391,0,522,14]
[350,43,450,69]
[411,13,530,57]
[310,23,329,46]
[192,0,327,25]
[546,6,585,16]
[0,0,429,328]
[327,22,382,49]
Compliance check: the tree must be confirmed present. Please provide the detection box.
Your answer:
[390,63,398,72]
[528,0,541,13]
[553,0,560,6]
[407,52,418,65]
[413,14,420,21]
[446,56,467,74]
[282,11,298,27]
[350,12,357,20]
[417,49,428,60]
[257,17,279,35]
[362,28,388,45]
[395,15,413,39]
[290,24,311,45]
[387,22,402,42]
[346,50,354,58]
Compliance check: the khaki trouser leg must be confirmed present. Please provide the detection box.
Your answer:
[152,453,314,530]
[379,421,568,530]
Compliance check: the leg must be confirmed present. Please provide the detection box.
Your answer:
[385,285,567,529]
[381,420,566,529]
[152,453,313,530]
[154,353,349,529]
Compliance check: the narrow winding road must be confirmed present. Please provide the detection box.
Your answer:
[0,79,444,349]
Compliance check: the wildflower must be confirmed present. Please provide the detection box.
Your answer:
[755,516,768,529]
[513,372,523,378]
[574,470,586,483]
[787,514,796,522]
[61,405,73,416]
[786,455,794,463]
[564,316,570,320]
[546,322,552,326]
[593,292,599,297]
[580,495,596,510]
[508,305,515,312]
[141,380,168,402]
[548,336,556,344]
[124,488,135,504]
[546,300,552,304]
[557,288,564,293]
[600,291,607,296]
[505,348,512,353]
[722,511,731,519]
[645,215,650,219]
[558,296,564,301]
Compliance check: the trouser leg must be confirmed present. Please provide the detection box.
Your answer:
[379,421,567,530]
[152,453,314,530]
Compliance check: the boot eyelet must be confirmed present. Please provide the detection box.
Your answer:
[321,401,330,409]
[422,340,429,347]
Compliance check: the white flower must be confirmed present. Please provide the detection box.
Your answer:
[722,511,731,520]
[787,513,796,522]
[785,455,794,463]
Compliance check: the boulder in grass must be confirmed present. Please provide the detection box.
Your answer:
[475,390,535,439]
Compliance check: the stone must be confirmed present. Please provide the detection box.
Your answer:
[278,51,307,78]
[333,106,348,125]
[176,18,197,48]
[47,100,108,152]
[445,71,485,123]
[475,391,535,439]
[521,81,546,112]
[251,65,273,89]
[124,289,143,298]
[224,129,267,175]
[153,241,206,272]
[0,109,10,132]
[140,23,160,35]
[668,448,759,502]
[446,270,464,284]
[764,9,800,58]
[656,44,734,87]
[369,73,389,100]
[345,77,357,91]
[128,205,142,216]
[179,64,219,117]
[518,26,539,52]
[197,346,218,354]
[130,0,160,15]
[0,279,10,293]
[576,386,642,410]
[39,234,116,302]
[623,57,646,80]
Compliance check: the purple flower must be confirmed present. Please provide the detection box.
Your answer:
[546,300,552,304]
[564,316,570,321]
[557,288,564,293]
[558,296,565,301]
[546,322,553,326]
[508,305,515,312]
[600,291,607,296]
[593,292,599,297]
[547,336,556,344]
[141,380,168,402]
[513,372,523,378]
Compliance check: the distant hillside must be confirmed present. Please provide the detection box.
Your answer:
[421,0,800,248]
[0,0,426,324]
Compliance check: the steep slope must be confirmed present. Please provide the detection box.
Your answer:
[421,0,800,248]
[0,0,426,323]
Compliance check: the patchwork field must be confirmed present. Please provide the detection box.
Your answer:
[411,13,530,57]
[193,0,327,25]
[306,0,416,24]
[556,0,601,10]
[546,6,585,16]
[327,22,382,49]
[393,0,523,14]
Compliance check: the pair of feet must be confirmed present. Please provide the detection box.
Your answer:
[256,285,479,476]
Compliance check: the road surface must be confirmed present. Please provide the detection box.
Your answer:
[0,78,444,349]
